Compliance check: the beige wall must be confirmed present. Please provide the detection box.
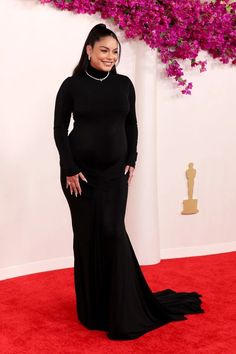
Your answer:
[156,55,236,257]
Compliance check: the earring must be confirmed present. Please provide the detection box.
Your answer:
[88,55,91,61]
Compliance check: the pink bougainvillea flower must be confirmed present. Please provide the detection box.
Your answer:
[39,0,236,95]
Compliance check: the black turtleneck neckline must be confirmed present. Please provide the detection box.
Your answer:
[86,61,113,78]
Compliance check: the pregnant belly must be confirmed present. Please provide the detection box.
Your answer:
[69,125,127,168]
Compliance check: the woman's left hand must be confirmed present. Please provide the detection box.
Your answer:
[124,165,135,185]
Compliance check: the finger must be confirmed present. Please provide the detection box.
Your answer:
[68,176,81,196]
[66,178,71,189]
[68,180,76,195]
[124,166,130,175]
[75,177,82,195]
[73,185,78,196]
[79,172,88,183]
[71,181,79,196]
[70,185,73,195]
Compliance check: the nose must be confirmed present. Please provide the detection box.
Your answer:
[108,52,117,60]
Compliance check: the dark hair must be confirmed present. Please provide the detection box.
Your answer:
[72,23,121,76]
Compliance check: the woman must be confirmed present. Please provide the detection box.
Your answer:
[54,23,204,340]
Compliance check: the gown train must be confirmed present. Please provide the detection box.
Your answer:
[60,167,204,340]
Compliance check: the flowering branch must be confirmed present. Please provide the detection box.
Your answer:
[39,0,236,95]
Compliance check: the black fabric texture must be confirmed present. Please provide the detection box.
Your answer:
[54,62,204,340]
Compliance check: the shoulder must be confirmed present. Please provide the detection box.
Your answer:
[116,73,133,83]
[57,76,72,91]
[56,76,79,95]
[59,74,88,88]
[117,74,136,97]
[60,76,73,87]
[115,73,135,90]
[55,76,75,100]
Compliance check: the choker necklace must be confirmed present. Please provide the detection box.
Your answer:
[85,69,110,82]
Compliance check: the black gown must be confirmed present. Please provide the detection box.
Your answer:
[53,62,204,340]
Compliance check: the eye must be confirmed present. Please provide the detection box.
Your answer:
[101,50,118,54]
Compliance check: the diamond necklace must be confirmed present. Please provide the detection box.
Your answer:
[85,69,110,82]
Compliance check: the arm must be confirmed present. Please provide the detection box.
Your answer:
[53,77,81,176]
[125,78,138,168]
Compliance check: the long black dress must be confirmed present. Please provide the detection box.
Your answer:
[53,62,204,340]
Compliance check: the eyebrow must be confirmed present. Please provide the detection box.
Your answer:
[99,46,118,50]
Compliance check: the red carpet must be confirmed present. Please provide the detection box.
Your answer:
[1,252,235,354]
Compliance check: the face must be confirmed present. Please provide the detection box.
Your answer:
[86,36,119,71]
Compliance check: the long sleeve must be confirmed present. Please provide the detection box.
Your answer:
[125,78,138,168]
[53,77,81,176]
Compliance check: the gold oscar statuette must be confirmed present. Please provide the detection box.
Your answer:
[181,162,199,215]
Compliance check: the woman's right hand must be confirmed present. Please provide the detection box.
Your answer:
[66,172,88,197]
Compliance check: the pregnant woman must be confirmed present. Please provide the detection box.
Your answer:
[53,23,204,340]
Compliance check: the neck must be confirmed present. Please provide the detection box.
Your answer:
[86,61,110,78]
